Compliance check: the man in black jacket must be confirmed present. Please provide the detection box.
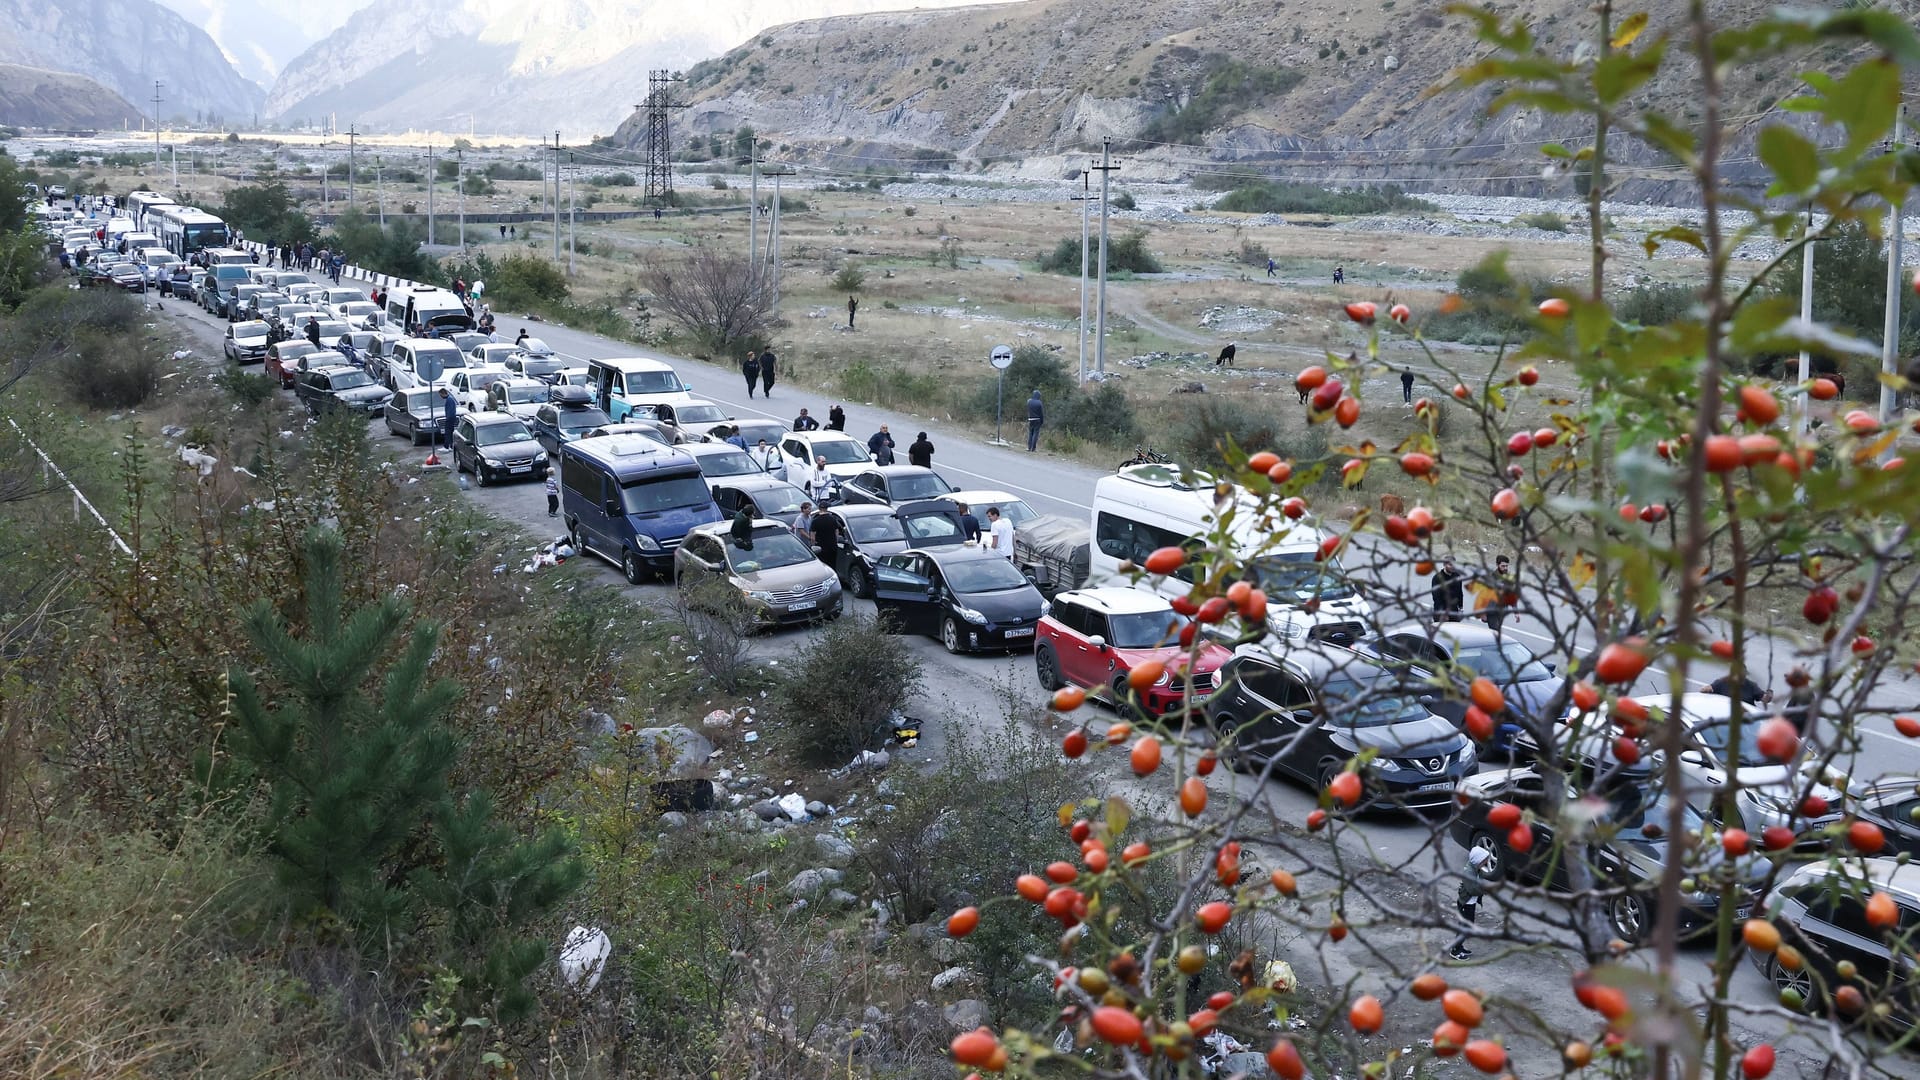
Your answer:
[867,425,895,465]
[793,408,820,431]
[907,432,934,468]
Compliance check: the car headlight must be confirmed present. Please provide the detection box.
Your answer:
[1750,791,1795,813]
[746,589,775,601]
[955,605,987,624]
[1460,742,1477,766]
[534,451,548,462]
[483,458,502,468]
[1151,668,1172,688]
[633,535,661,552]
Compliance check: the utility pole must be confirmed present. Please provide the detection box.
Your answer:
[553,131,562,265]
[170,146,178,196]
[765,165,795,307]
[640,71,687,205]
[748,154,761,271]
[1070,170,1093,382]
[1880,103,1907,433]
[427,143,435,246]
[1797,206,1815,436]
[376,156,385,225]
[151,81,163,165]
[457,148,466,252]
[322,140,329,211]
[568,152,576,276]
[1092,138,1119,378]
[346,126,357,208]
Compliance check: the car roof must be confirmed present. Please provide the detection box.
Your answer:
[1055,587,1171,615]
[1781,857,1920,901]
[793,430,862,444]
[591,354,676,372]
[307,362,361,377]
[864,464,938,476]
[469,410,526,425]
[493,375,545,388]
[1230,639,1383,681]
[830,502,898,518]
[916,544,1014,565]
[1631,691,1737,727]
[944,489,1026,503]
[717,474,800,492]
[689,518,788,537]
[682,442,751,457]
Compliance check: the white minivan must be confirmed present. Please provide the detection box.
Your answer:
[1087,463,1375,644]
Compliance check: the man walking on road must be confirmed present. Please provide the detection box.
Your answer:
[758,347,777,397]
[1401,368,1416,404]
[1431,559,1465,618]
[907,431,934,468]
[847,295,858,329]
[793,407,819,431]
[986,506,1015,559]
[741,350,762,398]
[868,425,895,465]
[1026,391,1045,452]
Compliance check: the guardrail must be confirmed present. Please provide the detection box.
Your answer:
[3,414,132,556]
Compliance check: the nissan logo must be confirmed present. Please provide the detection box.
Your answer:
[1426,757,1443,773]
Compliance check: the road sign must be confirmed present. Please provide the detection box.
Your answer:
[416,353,445,384]
[990,344,1014,369]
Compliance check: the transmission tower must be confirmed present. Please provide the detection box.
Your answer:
[641,70,687,204]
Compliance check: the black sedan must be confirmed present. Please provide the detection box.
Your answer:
[816,500,967,598]
[873,546,1045,654]
[839,465,956,507]
[1451,761,1764,945]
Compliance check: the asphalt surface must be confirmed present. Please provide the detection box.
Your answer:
[149,276,1920,1074]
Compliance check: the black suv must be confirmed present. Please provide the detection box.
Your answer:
[294,364,393,417]
[1756,858,1920,1027]
[1205,642,1475,811]
[530,385,612,456]
[452,411,548,485]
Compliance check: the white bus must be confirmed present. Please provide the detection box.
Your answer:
[124,190,176,228]
[151,206,231,259]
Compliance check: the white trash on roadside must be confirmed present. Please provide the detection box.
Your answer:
[558,925,611,991]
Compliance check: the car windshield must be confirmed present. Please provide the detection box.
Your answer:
[845,514,906,543]
[751,483,808,514]
[621,474,711,514]
[474,421,532,446]
[735,422,788,444]
[902,512,965,544]
[724,531,816,572]
[1319,673,1432,728]
[277,343,319,358]
[697,449,760,477]
[520,337,553,355]
[519,356,564,375]
[971,499,1038,527]
[466,372,510,393]
[1108,609,1190,649]
[1451,640,1554,683]
[1691,722,1772,768]
[1248,551,1357,602]
[330,370,375,390]
[404,395,436,416]
[893,473,955,500]
[626,370,683,394]
[557,407,612,433]
[813,439,870,465]
[677,405,730,425]
[1596,778,1706,839]
[505,385,550,405]
[340,303,378,317]
[233,321,269,337]
[945,558,1031,593]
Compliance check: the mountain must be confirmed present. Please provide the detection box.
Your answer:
[264,0,1004,137]
[0,0,263,124]
[152,0,376,88]
[0,63,145,129]
[648,0,1824,199]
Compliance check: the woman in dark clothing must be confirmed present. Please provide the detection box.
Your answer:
[827,405,846,431]
[758,349,777,396]
[741,351,762,398]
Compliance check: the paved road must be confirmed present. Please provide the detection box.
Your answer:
[151,278,1915,1073]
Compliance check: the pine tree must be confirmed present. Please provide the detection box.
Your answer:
[228,527,581,1018]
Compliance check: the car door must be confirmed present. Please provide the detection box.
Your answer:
[453,416,477,470]
[872,553,938,637]
[781,437,809,477]
[1044,600,1092,686]
[1227,661,1312,775]
[713,486,745,516]
[1074,609,1118,688]
[679,534,724,586]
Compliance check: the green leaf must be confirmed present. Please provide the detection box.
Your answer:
[1105,795,1131,838]
[1757,125,1820,195]
[1638,112,1699,164]
[1540,142,1572,159]
[1814,57,1900,159]
[1642,225,1706,256]
[1341,458,1370,489]
[1611,12,1650,49]
[1592,44,1664,107]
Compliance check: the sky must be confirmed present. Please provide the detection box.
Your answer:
[153,0,377,87]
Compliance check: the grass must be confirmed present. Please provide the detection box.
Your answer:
[1212,181,1433,216]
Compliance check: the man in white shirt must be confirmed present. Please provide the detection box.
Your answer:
[986,506,1015,560]
[808,455,836,506]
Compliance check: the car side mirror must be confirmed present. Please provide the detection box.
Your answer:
[604,499,621,515]
[1678,749,1706,767]
[1088,635,1108,651]
[1545,662,1558,674]
[926,587,939,599]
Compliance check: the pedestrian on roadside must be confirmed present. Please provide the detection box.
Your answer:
[813,502,843,566]
[1026,391,1045,452]
[439,387,458,449]
[794,501,816,546]
[908,431,934,468]
[499,224,507,239]
[723,425,749,451]
[305,316,322,348]
[1783,666,1815,733]
[827,404,846,431]
[986,506,1015,559]
[955,501,981,542]
[758,347,777,396]
[1707,672,1772,707]
[1482,555,1513,634]
[755,438,781,475]
[793,407,820,431]
[741,350,762,398]
[1431,559,1465,618]
[1401,368,1416,403]
[545,471,560,517]
[1334,265,1345,285]
[1266,257,1276,277]
[848,294,858,328]
[868,425,895,465]
[1216,342,1236,367]
[808,455,835,505]
[1448,848,1490,960]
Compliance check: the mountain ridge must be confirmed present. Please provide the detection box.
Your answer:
[0,0,263,123]
[0,63,146,129]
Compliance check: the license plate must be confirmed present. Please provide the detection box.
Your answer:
[1734,906,1750,921]
[1003,627,1035,638]
[1416,781,1456,792]
[510,464,531,473]
[788,600,817,611]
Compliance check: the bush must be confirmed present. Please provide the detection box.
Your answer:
[775,614,923,764]
[1135,58,1305,145]
[1058,381,1139,443]
[1238,238,1269,267]
[1513,211,1569,232]
[1038,230,1161,274]
[1112,191,1137,211]
[587,171,636,187]
[1421,253,1546,344]
[830,263,866,292]
[215,364,275,408]
[1160,397,1334,479]
[1213,181,1430,216]
[838,358,944,410]
[60,336,158,409]
[1614,282,1695,326]
[964,345,1075,420]
[669,574,760,694]
[482,162,543,181]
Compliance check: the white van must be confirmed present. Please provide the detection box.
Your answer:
[384,285,473,338]
[1087,463,1375,643]
[585,355,696,422]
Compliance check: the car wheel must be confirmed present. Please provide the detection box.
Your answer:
[622,549,646,585]
[1212,714,1250,772]
[474,463,490,487]
[1607,893,1650,945]
[849,562,874,600]
[566,520,584,552]
[1111,675,1148,720]
[1034,645,1065,691]
[1466,831,1507,881]
[941,617,966,654]
[1771,954,1815,1006]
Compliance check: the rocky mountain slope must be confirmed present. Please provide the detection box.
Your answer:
[0,0,263,123]
[153,0,374,88]
[647,0,1838,199]
[0,63,145,129]
[264,0,1000,137]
